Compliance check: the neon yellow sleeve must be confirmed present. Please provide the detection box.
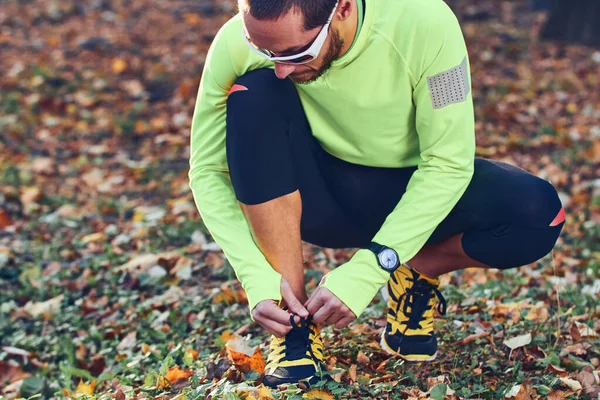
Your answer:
[188,18,281,314]
[321,1,475,317]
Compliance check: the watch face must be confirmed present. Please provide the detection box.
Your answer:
[378,249,399,271]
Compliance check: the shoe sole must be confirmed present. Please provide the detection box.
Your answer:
[379,332,437,362]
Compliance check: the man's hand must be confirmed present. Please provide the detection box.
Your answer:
[252,277,309,337]
[305,286,356,328]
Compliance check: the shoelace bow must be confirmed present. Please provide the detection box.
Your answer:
[398,277,447,330]
[280,315,320,363]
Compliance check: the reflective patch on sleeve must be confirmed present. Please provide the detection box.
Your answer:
[426,56,470,109]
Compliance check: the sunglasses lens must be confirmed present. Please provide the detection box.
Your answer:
[279,54,315,64]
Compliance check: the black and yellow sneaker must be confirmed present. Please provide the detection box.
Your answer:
[263,315,327,388]
[380,265,447,361]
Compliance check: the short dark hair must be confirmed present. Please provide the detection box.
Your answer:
[239,0,338,31]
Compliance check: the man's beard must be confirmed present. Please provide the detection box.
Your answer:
[290,29,344,84]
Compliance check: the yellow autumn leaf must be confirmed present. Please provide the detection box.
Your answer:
[76,379,97,395]
[257,386,274,400]
[112,58,128,74]
[303,388,335,399]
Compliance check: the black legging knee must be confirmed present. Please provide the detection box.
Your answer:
[225,69,564,269]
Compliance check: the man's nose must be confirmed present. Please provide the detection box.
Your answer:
[274,63,296,79]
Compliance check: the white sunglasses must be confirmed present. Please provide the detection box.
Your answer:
[242,1,339,65]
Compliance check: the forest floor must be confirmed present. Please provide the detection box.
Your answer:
[0,1,599,399]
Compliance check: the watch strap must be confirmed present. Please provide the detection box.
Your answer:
[367,241,385,254]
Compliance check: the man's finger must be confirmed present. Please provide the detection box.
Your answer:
[335,314,355,329]
[281,279,309,318]
[255,303,295,326]
[312,302,335,325]
[259,318,292,337]
[305,290,326,315]
[323,313,343,328]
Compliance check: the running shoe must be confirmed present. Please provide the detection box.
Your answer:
[380,265,447,361]
[263,315,327,387]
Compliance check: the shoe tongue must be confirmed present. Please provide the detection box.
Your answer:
[284,320,312,360]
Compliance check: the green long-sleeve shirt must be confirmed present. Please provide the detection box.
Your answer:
[189,0,475,317]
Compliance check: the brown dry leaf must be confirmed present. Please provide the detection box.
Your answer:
[453,331,490,345]
[505,382,538,400]
[546,364,569,377]
[546,390,576,400]
[205,252,224,269]
[357,350,369,366]
[570,323,581,342]
[226,334,265,374]
[525,304,548,323]
[574,321,599,339]
[20,186,43,207]
[0,209,13,228]
[515,383,538,400]
[76,379,97,395]
[115,389,126,400]
[348,364,357,383]
[0,360,31,385]
[112,58,128,74]
[213,286,248,305]
[117,253,178,276]
[577,369,600,396]
[561,343,591,357]
[302,388,335,399]
[75,343,87,361]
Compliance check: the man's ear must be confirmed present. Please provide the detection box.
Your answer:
[336,0,354,22]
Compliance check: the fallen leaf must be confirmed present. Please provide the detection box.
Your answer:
[164,366,193,384]
[349,364,357,383]
[570,323,581,342]
[0,209,13,228]
[577,369,600,395]
[81,232,107,244]
[117,331,137,351]
[503,333,532,352]
[546,390,576,400]
[559,377,582,392]
[357,351,369,366]
[303,388,335,399]
[112,58,128,74]
[546,364,569,377]
[561,342,591,356]
[24,294,64,318]
[257,386,274,400]
[76,379,97,395]
[453,331,490,345]
[226,334,265,374]
[0,360,31,386]
[574,321,599,339]
[115,389,126,400]
[20,187,42,207]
